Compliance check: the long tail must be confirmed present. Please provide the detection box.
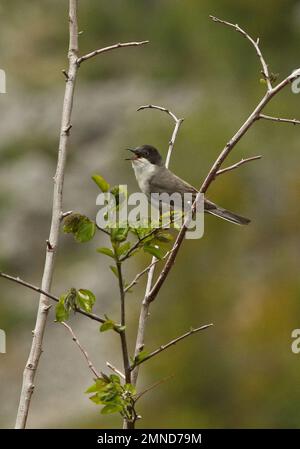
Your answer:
[204,200,250,225]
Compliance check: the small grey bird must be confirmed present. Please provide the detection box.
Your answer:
[126,144,250,225]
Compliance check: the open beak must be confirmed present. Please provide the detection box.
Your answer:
[125,148,139,161]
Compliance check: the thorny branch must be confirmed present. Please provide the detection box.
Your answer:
[0,0,149,429]
[131,324,213,369]
[61,321,101,379]
[77,40,149,65]
[0,271,106,324]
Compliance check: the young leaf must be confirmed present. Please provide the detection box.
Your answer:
[100,319,116,332]
[77,289,96,313]
[85,378,108,394]
[96,247,115,258]
[143,244,164,260]
[124,383,137,395]
[101,404,123,415]
[117,242,131,256]
[134,350,149,365]
[75,218,96,243]
[156,232,173,243]
[92,174,110,192]
[109,374,121,384]
[109,265,119,278]
[55,295,69,322]
[111,227,129,243]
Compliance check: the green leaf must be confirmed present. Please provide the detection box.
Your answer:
[92,174,110,192]
[85,378,108,394]
[75,218,96,243]
[77,289,96,313]
[143,244,164,260]
[156,232,173,243]
[89,394,101,404]
[110,374,121,384]
[100,319,116,332]
[110,227,129,243]
[55,295,69,322]
[63,213,83,233]
[96,247,115,258]
[134,350,149,365]
[124,383,136,395]
[117,242,131,256]
[101,404,123,415]
[109,265,119,278]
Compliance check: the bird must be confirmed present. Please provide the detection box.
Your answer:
[126,144,250,225]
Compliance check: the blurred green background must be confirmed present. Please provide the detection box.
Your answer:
[1,0,300,428]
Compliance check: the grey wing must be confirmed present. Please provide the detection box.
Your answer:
[148,168,198,196]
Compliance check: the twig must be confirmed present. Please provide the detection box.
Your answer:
[137,104,184,167]
[106,361,125,380]
[134,374,174,402]
[216,155,262,176]
[77,40,149,65]
[0,271,106,324]
[132,324,213,369]
[124,249,172,293]
[119,228,158,262]
[61,322,100,378]
[131,106,184,386]
[258,114,300,125]
[209,15,272,91]
[15,0,80,429]
[60,210,73,220]
[115,260,131,385]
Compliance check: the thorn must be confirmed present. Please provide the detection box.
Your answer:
[62,69,69,81]
[63,124,72,135]
[61,210,73,220]
[46,240,54,251]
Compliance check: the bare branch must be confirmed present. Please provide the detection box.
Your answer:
[61,322,100,378]
[131,324,213,369]
[77,40,149,65]
[115,259,131,385]
[137,104,184,167]
[216,155,262,176]
[0,271,106,324]
[258,114,300,125]
[124,249,172,293]
[106,361,125,380]
[15,0,80,428]
[134,374,174,402]
[209,15,272,91]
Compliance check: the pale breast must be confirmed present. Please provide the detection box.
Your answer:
[131,158,156,195]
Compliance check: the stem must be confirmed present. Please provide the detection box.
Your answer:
[0,271,106,324]
[15,0,79,429]
[115,257,134,429]
[131,324,213,369]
